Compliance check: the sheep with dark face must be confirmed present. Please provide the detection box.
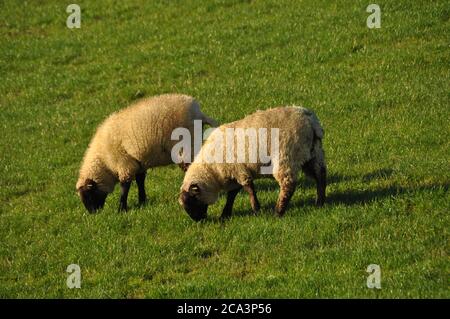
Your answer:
[76,94,217,213]
[179,106,326,221]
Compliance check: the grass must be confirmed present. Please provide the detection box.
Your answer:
[0,0,448,298]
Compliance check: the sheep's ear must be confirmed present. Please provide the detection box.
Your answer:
[178,148,191,172]
[189,184,201,195]
[179,162,191,172]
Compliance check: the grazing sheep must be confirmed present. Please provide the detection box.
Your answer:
[76,94,217,213]
[179,106,326,221]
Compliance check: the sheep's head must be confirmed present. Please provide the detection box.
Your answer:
[179,184,210,221]
[77,179,107,213]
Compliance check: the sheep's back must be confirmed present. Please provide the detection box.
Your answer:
[196,107,320,179]
[101,94,199,169]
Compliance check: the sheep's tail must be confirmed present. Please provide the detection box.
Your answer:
[192,99,219,127]
[297,107,324,160]
[309,112,324,157]
[293,106,323,141]
[301,108,327,206]
[308,111,324,141]
[201,113,219,127]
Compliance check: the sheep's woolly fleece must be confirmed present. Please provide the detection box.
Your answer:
[77,94,216,193]
[181,106,325,205]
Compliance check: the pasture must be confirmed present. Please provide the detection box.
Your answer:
[0,0,448,298]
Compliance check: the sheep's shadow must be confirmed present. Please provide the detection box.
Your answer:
[219,169,447,219]
[220,172,359,218]
[254,172,360,192]
[361,168,394,182]
[289,183,448,209]
[325,182,448,206]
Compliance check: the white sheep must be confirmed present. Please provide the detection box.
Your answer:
[76,94,217,213]
[179,106,326,221]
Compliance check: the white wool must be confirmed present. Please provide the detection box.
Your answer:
[77,94,217,193]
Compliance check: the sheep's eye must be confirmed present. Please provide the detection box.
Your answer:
[189,184,200,195]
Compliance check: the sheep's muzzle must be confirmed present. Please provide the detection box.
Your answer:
[79,186,107,213]
[179,191,208,221]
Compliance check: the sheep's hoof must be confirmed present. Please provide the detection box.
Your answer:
[219,216,230,223]
[138,198,147,207]
[220,211,232,221]
[118,204,128,212]
[274,208,285,217]
[315,199,325,207]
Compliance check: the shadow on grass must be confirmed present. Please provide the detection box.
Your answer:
[361,168,394,182]
[324,182,448,206]
[255,171,361,193]
[220,169,448,219]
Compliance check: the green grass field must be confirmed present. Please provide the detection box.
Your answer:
[0,0,449,298]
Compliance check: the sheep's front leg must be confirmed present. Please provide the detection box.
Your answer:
[275,180,296,217]
[118,180,132,212]
[220,187,242,220]
[135,172,147,205]
[243,181,260,215]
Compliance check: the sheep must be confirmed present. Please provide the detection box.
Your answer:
[179,106,326,221]
[76,94,217,213]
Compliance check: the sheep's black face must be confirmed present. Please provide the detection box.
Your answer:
[179,185,208,221]
[78,179,107,213]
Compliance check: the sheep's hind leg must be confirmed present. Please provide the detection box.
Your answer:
[302,159,326,206]
[136,172,147,205]
[316,166,326,206]
[243,181,260,215]
[118,180,132,212]
[275,179,296,217]
[220,186,242,220]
